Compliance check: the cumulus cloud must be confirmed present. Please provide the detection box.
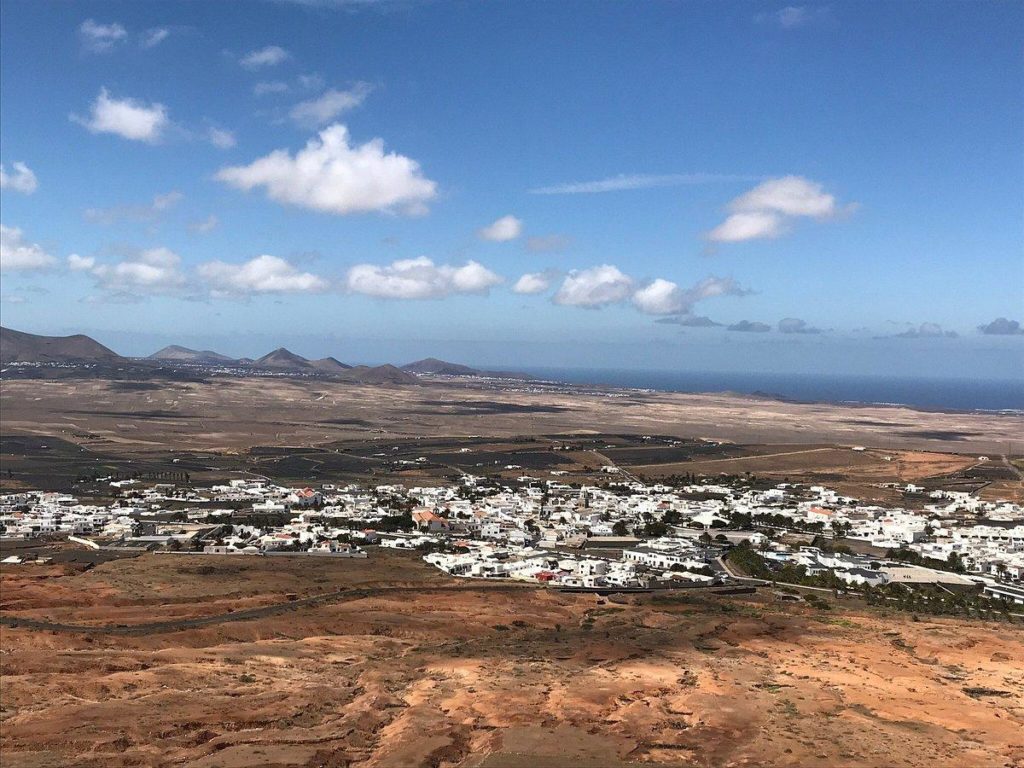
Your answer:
[85,191,183,225]
[632,278,687,315]
[655,315,723,327]
[525,234,571,253]
[778,317,822,334]
[189,215,219,234]
[289,84,372,127]
[0,162,38,194]
[530,172,758,195]
[71,88,169,143]
[79,19,126,53]
[728,320,772,333]
[215,124,437,216]
[67,254,96,271]
[886,322,958,339]
[240,45,290,68]
[346,257,501,300]
[512,270,558,295]
[706,176,853,243]
[0,224,58,272]
[198,254,328,296]
[633,276,750,315]
[978,317,1024,336]
[141,27,170,48]
[254,81,290,96]
[478,215,523,242]
[553,265,635,308]
[87,247,187,296]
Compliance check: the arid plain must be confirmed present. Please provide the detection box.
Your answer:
[2,550,1023,768]
[1,374,1023,768]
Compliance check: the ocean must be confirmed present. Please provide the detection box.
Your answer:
[518,368,1024,413]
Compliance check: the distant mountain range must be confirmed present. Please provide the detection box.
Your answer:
[1,327,531,383]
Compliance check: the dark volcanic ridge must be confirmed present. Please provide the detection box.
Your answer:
[1,326,530,385]
[0,326,121,364]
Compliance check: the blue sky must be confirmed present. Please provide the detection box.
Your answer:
[1,0,1022,378]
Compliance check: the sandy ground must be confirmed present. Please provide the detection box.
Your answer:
[2,550,1022,768]
[1,376,1020,455]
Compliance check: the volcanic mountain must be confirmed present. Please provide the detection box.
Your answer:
[254,347,314,370]
[148,345,235,364]
[0,326,123,364]
[402,357,531,380]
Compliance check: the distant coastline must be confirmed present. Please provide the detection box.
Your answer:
[517,367,1024,414]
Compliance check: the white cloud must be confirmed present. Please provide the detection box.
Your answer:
[0,162,38,194]
[79,19,127,53]
[198,254,328,296]
[731,176,837,218]
[67,254,96,271]
[254,81,290,96]
[530,172,758,195]
[189,215,219,234]
[512,271,556,295]
[206,126,237,149]
[141,28,170,48]
[706,212,786,243]
[706,176,853,243]
[240,45,290,69]
[71,88,170,143]
[632,276,750,315]
[632,278,687,315]
[553,265,634,308]
[215,123,438,216]
[289,84,372,127]
[89,247,187,295]
[478,215,523,242]
[85,191,183,225]
[0,224,58,272]
[346,257,502,300]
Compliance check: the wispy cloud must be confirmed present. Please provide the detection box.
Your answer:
[240,45,290,69]
[85,191,183,225]
[79,19,127,53]
[530,172,758,195]
[755,5,832,30]
[141,27,170,49]
[289,83,372,127]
